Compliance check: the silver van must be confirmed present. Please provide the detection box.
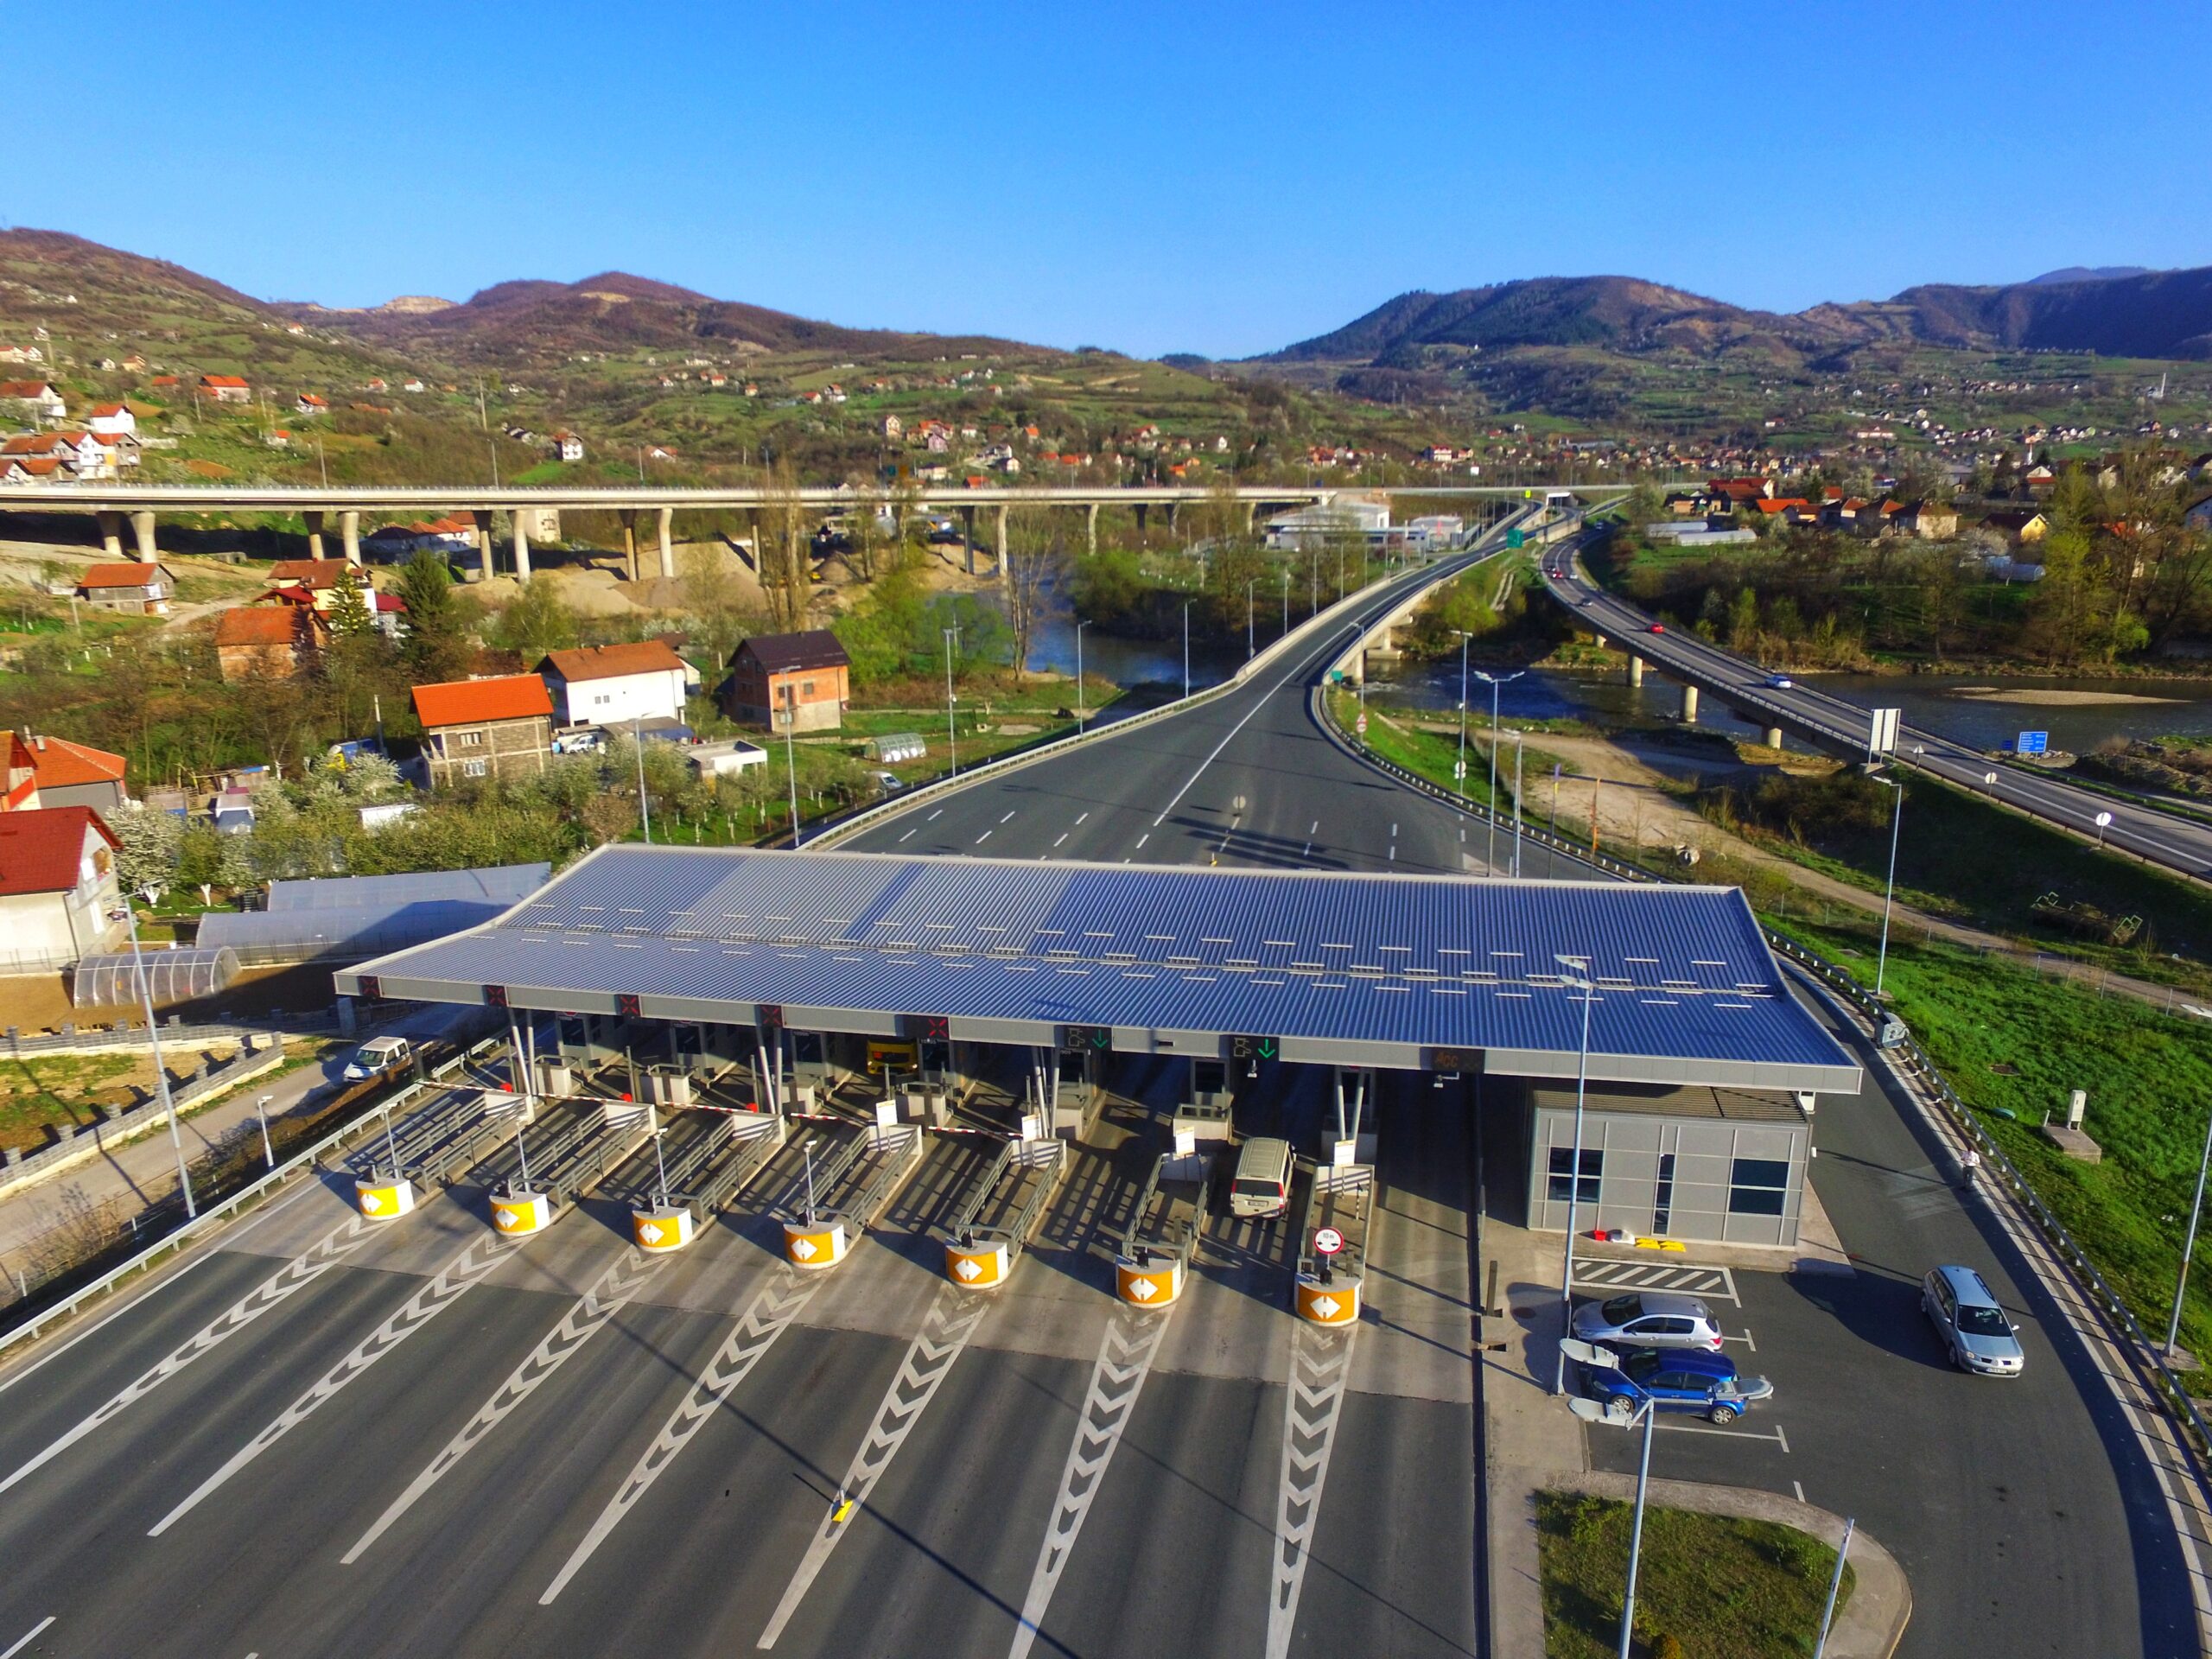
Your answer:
[1230,1136,1294,1218]
[1922,1264,2024,1376]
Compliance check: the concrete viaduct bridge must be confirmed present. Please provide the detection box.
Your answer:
[0,481,1630,583]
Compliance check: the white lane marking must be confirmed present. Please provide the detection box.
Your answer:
[1389,846,1396,861]
[1150,647,1332,829]
[344,1245,670,1563]
[0,1172,334,1403]
[927,808,944,821]
[1007,1306,1174,1659]
[0,1214,373,1497]
[1074,811,1089,825]
[1793,1479,1806,1503]
[756,1283,991,1648]
[1390,823,1397,836]
[1,1617,56,1659]
[1052,834,1068,849]
[542,1268,823,1604]
[1133,833,1148,850]
[1654,1420,1787,1447]
[148,1232,521,1535]
[975,830,993,845]
[1000,810,1016,824]
[898,829,916,843]
[1309,820,1319,834]
[1267,1319,1359,1659]
[1726,1330,1757,1351]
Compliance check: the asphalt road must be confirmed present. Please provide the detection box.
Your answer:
[1539,547,2212,882]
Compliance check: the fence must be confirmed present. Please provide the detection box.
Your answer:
[1313,679,2212,1470]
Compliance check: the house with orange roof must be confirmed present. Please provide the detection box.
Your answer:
[410,675,555,786]
[294,392,328,416]
[198,373,251,404]
[213,602,323,681]
[538,641,690,728]
[0,379,65,422]
[19,734,129,815]
[0,805,124,967]
[76,562,178,615]
[88,401,137,437]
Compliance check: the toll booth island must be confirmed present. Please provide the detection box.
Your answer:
[336,848,1861,1274]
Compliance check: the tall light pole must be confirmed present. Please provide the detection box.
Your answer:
[1872,771,1902,997]
[1508,730,1527,877]
[943,625,960,777]
[1452,631,1474,808]
[632,715,652,844]
[1617,1397,1657,1659]
[1471,668,1525,878]
[1554,953,1594,1394]
[781,684,803,846]
[1281,568,1289,635]
[1075,619,1091,721]
[1246,580,1257,658]
[1182,601,1192,699]
[2166,1020,2212,1360]
[114,890,194,1218]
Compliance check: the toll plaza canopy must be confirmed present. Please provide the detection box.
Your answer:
[336,847,1862,1094]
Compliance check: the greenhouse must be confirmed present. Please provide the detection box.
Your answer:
[72,946,242,1009]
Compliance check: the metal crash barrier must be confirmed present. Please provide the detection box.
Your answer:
[1294,1162,1372,1326]
[1116,1148,1211,1306]
[783,1120,924,1269]
[943,1135,1067,1288]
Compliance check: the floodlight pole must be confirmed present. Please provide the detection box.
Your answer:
[1182,601,1192,698]
[1617,1399,1656,1659]
[2166,1095,2212,1357]
[943,626,960,777]
[1811,1518,1856,1659]
[633,715,651,844]
[118,891,194,1218]
[1554,954,1594,1394]
[782,684,803,846]
[1471,668,1525,877]
[1874,772,1902,996]
[1075,620,1091,720]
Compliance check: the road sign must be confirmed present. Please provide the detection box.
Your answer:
[1868,707,1901,755]
[2018,729,2049,755]
[1061,1024,1113,1052]
[904,1014,950,1041]
[1356,714,1369,734]
[1313,1226,1344,1256]
[1230,1034,1279,1064]
[1430,1046,1475,1073]
[1506,528,1526,549]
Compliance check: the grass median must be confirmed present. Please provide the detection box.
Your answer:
[1538,1491,1852,1658]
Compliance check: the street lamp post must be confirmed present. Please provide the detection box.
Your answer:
[1452,632,1473,806]
[1508,730,1527,876]
[781,684,803,847]
[632,715,651,844]
[1075,620,1091,721]
[115,891,194,1218]
[1471,668,1526,877]
[2166,1056,2212,1359]
[1182,601,1192,699]
[943,626,960,777]
[254,1093,276,1170]
[1554,953,1595,1394]
[1246,580,1257,659]
[1617,1396,1657,1659]
[1281,569,1289,635]
[1873,772,1903,997]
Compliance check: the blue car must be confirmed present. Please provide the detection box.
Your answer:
[1583,1347,1773,1424]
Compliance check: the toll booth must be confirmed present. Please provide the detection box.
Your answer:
[482,1097,654,1238]
[943,1134,1068,1288]
[1294,1161,1371,1325]
[1173,1057,1235,1143]
[555,1011,632,1068]
[1328,1067,1378,1166]
[782,1118,925,1269]
[604,1103,789,1252]
[1116,1147,1210,1307]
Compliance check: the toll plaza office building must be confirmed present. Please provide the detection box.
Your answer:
[337,848,1860,1244]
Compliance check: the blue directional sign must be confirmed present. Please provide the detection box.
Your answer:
[2018,730,2049,755]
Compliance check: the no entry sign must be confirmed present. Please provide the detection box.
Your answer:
[1313,1227,1344,1256]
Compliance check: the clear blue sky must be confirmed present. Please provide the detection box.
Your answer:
[10,2,2208,359]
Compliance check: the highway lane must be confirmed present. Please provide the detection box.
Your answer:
[1540,547,2212,881]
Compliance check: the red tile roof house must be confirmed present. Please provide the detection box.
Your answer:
[264,558,359,611]
[0,806,124,969]
[213,602,324,682]
[3,732,37,811]
[88,401,137,437]
[719,631,852,733]
[76,562,179,615]
[22,734,129,815]
[538,641,690,728]
[198,373,251,404]
[410,675,555,787]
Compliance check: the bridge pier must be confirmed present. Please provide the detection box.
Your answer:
[1764,726,1783,750]
[958,505,977,576]
[470,511,494,581]
[1134,503,1149,548]
[1243,500,1256,535]
[340,509,360,566]
[1165,501,1179,537]
[1084,501,1099,556]
[1592,632,1607,651]
[993,504,1009,586]
[131,510,157,563]
[658,506,676,579]
[1628,655,1643,688]
[96,511,124,559]
[304,510,326,561]
[1681,683,1699,724]
[619,510,639,581]
[512,508,532,580]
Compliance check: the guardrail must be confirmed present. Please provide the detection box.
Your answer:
[0,1027,505,1362]
[1313,677,2212,1472]
[3,1018,256,1058]
[808,510,1538,850]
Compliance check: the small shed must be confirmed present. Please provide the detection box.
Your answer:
[685,739,769,780]
[867,734,927,764]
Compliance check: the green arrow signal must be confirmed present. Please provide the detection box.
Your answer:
[1256,1038,1277,1060]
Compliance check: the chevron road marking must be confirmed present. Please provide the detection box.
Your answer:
[539,1267,823,1605]
[0,1214,375,1498]
[754,1281,991,1649]
[1266,1320,1360,1659]
[147,1232,523,1536]
[342,1244,671,1563]
[1006,1305,1173,1659]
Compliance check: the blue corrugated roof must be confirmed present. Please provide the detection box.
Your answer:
[340,848,1859,1089]
[265,864,550,912]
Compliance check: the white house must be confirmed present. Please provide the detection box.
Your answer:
[538,640,690,728]
[87,402,137,436]
[551,429,585,462]
[0,380,66,423]
[0,805,123,969]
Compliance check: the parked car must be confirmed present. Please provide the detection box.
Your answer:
[873,771,906,794]
[342,1035,412,1081]
[1570,1290,1724,1351]
[1583,1348,1773,1424]
[1922,1264,2025,1376]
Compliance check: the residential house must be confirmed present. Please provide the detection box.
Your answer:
[0,345,41,365]
[87,402,136,436]
[0,380,65,423]
[2,733,36,810]
[1890,500,1960,540]
[1708,477,1774,507]
[295,392,328,416]
[550,429,585,462]
[0,806,123,969]
[410,675,555,786]
[198,374,251,404]
[76,562,178,615]
[21,734,128,815]
[88,432,140,469]
[5,457,67,483]
[538,641,690,729]
[264,558,360,612]
[213,601,324,681]
[0,458,32,485]
[402,378,425,394]
[2024,462,2057,495]
[1981,509,2050,544]
[882,414,904,440]
[2185,495,2212,534]
[644,443,678,463]
[719,631,852,733]
[149,375,179,392]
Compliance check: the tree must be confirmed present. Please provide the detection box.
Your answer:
[759,463,810,632]
[487,575,579,664]
[1001,513,1065,680]
[397,549,473,683]
[325,563,376,639]
[1726,587,1761,653]
[114,807,182,894]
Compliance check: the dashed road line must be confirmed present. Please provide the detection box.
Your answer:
[1267,1319,1359,1659]
[541,1268,823,1605]
[1133,833,1148,850]
[976,830,993,845]
[344,1244,670,1563]
[898,829,916,842]
[756,1283,992,1648]
[1007,1306,1174,1659]
[1,1617,56,1658]
[1000,810,1016,824]
[1052,834,1068,848]
[1074,811,1089,825]
[148,1231,522,1535]
[0,1214,374,1497]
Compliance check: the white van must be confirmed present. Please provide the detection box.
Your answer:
[1230,1136,1294,1219]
